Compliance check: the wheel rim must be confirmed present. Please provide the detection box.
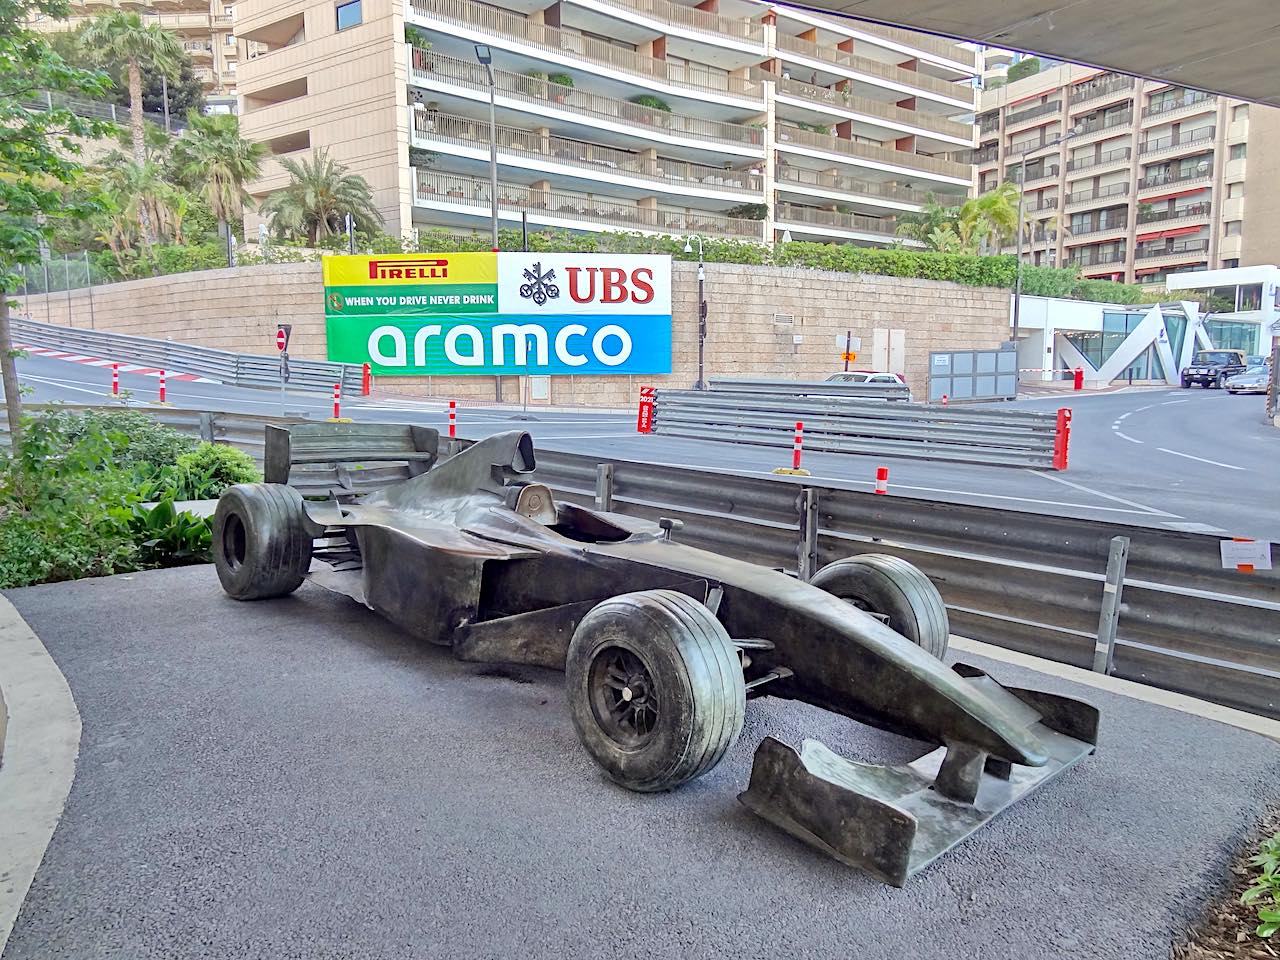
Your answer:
[222,513,247,571]
[588,646,659,747]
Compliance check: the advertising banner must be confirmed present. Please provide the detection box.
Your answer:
[323,252,672,376]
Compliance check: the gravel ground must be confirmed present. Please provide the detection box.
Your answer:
[5,565,1279,960]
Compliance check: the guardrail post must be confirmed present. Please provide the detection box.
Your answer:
[797,487,819,581]
[1091,535,1130,675]
[594,463,615,512]
[1052,408,1072,470]
[198,411,214,442]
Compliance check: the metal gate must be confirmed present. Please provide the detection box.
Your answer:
[928,346,1018,402]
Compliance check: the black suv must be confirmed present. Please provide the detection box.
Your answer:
[1180,349,1248,389]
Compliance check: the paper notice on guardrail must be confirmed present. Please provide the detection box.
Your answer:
[1220,538,1272,572]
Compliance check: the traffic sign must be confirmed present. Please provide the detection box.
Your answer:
[842,351,858,363]
[276,323,292,352]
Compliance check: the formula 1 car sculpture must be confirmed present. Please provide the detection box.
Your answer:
[213,423,1099,886]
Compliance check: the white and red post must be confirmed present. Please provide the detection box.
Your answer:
[874,466,889,495]
[792,421,804,471]
[158,370,166,404]
[111,363,119,397]
[448,400,457,439]
[332,382,341,419]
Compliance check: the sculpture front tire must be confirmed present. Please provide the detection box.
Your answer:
[566,590,745,793]
[213,483,313,600]
[811,554,949,659]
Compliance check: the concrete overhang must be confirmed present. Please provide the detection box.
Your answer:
[782,0,1280,107]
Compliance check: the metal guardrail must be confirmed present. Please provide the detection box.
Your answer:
[707,377,912,401]
[5,405,1276,719]
[652,388,1062,469]
[12,318,363,394]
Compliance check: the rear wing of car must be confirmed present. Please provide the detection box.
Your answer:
[264,422,440,499]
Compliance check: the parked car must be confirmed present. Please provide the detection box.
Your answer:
[825,370,914,400]
[1180,349,1248,389]
[1224,365,1271,395]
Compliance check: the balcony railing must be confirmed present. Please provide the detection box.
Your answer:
[1069,74,1136,105]
[1006,100,1061,127]
[1027,197,1059,212]
[408,0,762,100]
[974,146,999,164]
[1073,109,1134,136]
[1138,165,1213,191]
[1136,202,1212,225]
[774,202,898,237]
[774,32,971,102]
[1067,248,1126,267]
[580,0,764,45]
[22,91,185,131]
[1140,126,1216,156]
[1143,91,1215,119]
[1008,164,1059,185]
[414,112,764,193]
[1066,146,1131,172]
[1136,238,1210,259]
[775,124,971,179]
[979,114,1000,134]
[1069,219,1128,238]
[411,50,764,149]
[769,74,972,140]
[1066,182,1130,206]
[413,169,762,239]
[774,165,929,206]
[853,20,975,66]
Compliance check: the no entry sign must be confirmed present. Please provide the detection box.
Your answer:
[276,324,292,352]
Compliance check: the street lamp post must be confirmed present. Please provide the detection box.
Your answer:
[1011,127,1079,347]
[475,45,498,251]
[683,236,707,390]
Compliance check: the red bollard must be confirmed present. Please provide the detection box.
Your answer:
[332,382,341,419]
[448,400,457,439]
[941,393,949,406]
[1052,408,1072,470]
[111,363,119,397]
[792,421,804,471]
[158,370,166,404]
[636,385,655,433]
[361,362,372,397]
[1073,366,1084,391]
[874,466,889,495]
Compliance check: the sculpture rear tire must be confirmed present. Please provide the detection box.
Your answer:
[213,483,313,600]
[566,590,745,793]
[811,554,949,659]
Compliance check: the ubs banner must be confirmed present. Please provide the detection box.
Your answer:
[323,252,673,376]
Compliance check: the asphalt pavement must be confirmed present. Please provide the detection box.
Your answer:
[4,565,1279,960]
[11,350,1280,538]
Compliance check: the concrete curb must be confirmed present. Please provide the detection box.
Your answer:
[952,635,1280,742]
[0,593,81,955]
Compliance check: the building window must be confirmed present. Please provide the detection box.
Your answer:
[1224,220,1242,237]
[224,3,233,13]
[227,33,236,44]
[1228,182,1244,198]
[336,0,362,31]
[1229,143,1247,160]
[1204,318,1258,353]
[1221,259,1239,269]
[1232,104,1249,121]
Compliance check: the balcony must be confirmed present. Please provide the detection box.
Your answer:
[1136,201,1212,226]
[770,74,972,141]
[1142,91,1216,122]
[775,124,971,181]
[411,50,764,152]
[1072,109,1134,139]
[974,145,999,166]
[852,20,975,68]
[774,32,972,104]
[1066,248,1126,268]
[774,166,928,208]
[1140,126,1215,158]
[1137,165,1213,194]
[1005,100,1061,128]
[413,169,762,240]
[1008,164,1060,187]
[978,114,1000,135]
[408,0,763,102]
[183,40,213,59]
[211,12,233,25]
[413,112,763,197]
[1066,146,1131,174]
[1069,74,1136,107]
[1065,182,1130,207]
[774,202,900,240]
[575,0,764,47]
[1066,219,1128,240]
[1027,197,1059,213]
[1135,238,1210,266]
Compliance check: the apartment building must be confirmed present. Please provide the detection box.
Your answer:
[234,0,977,244]
[976,62,1280,287]
[35,0,240,104]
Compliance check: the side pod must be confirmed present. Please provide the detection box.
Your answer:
[738,664,1100,886]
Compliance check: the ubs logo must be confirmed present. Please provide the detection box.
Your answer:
[518,262,560,306]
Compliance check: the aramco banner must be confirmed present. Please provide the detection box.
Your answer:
[323,252,673,376]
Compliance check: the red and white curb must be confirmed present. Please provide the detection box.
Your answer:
[16,345,217,383]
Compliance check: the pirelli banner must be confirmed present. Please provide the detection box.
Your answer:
[322,252,672,376]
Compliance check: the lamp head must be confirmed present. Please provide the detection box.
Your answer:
[474,44,492,65]
[683,240,693,254]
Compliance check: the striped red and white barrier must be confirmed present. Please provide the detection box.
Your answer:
[332,382,341,420]
[874,466,889,495]
[16,344,215,382]
[792,421,804,471]
[448,400,457,439]
[111,363,119,397]
[158,370,167,404]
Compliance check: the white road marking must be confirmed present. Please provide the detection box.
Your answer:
[1114,429,1144,445]
[1031,470,1180,518]
[1160,399,1192,406]
[1156,447,1245,471]
[1117,412,1132,421]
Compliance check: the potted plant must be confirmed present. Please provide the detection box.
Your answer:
[548,73,573,103]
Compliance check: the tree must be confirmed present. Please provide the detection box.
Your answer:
[1007,57,1041,83]
[0,0,111,439]
[896,184,1022,255]
[895,195,961,248]
[169,113,266,242]
[260,149,383,244]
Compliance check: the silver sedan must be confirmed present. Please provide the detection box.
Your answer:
[1224,365,1271,395]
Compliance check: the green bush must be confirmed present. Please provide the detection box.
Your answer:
[775,243,1020,288]
[630,94,672,112]
[547,72,574,87]
[129,498,213,567]
[40,409,197,480]
[1007,57,1040,83]
[172,443,260,500]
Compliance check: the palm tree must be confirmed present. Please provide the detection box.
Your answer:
[895,195,961,248]
[83,12,182,166]
[169,113,267,242]
[959,181,1020,254]
[260,149,383,244]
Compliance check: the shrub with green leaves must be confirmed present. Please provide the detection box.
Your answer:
[1243,832,1280,938]
[130,498,213,567]
[172,443,260,500]
[41,408,197,479]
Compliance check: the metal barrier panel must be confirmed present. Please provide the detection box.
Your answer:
[928,347,1018,402]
